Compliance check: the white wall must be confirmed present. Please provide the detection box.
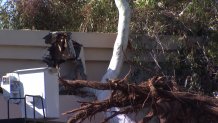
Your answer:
[0,30,118,81]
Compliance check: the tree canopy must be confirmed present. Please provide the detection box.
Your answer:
[0,0,217,34]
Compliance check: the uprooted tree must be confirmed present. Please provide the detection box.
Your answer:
[9,0,215,122]
[60,76,218,123]
[0,0,217,122]
[56,0,218,123]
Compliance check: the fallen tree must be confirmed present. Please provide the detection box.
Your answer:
[59,76,218,123]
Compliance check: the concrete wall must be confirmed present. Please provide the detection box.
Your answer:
[0,30,120,81]
[0,30,185,80]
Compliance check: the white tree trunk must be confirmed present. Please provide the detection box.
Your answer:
[96,0,135,123]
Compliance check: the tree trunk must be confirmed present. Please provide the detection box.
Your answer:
[96,0,134,122]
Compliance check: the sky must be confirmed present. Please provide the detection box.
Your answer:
[1,0,7,6]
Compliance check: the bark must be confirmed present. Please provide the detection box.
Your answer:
[96,0,133,123]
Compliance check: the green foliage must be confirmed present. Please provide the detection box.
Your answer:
[131,0,217,36]
[0,0,87,31]
[129,0,218,95]
[80,0,117,32]
[0,0,117,31]
[134,0,157,8]
[0,0,217,34]
[172,42,218,95]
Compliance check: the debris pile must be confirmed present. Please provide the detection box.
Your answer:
[59,76,218,123]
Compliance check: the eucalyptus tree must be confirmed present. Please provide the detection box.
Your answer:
[97,0,135,122]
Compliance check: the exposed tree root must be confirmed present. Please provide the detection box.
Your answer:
[59,76,218,123]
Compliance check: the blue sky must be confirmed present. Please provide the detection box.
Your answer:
[1,0,7,6]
